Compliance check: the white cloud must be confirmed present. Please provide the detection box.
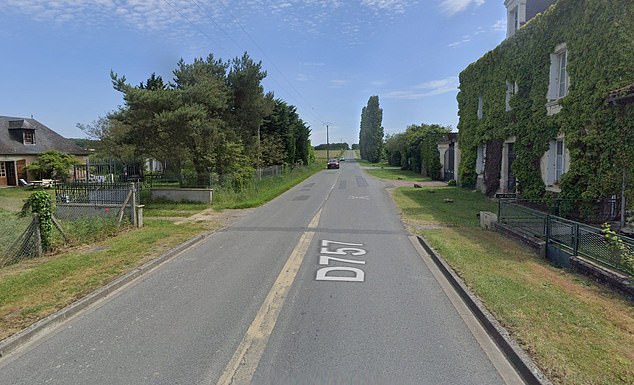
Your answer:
[491,19,506,32]
[296,73,310,81]
[370,80,387,87]
[0,0,415,49]
[360,0,411,13]
[329,79,349,88]
[439,0,485,16]
[384,76,458,99]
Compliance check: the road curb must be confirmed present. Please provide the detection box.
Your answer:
[415,235,553,385]
[0,231,214,358]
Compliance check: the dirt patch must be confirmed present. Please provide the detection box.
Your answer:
[175,208,255,227]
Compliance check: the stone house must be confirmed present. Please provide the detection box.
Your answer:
[457,0,634,211]
[0,116,90,187]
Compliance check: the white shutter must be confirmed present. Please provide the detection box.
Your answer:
[547,53,558,101]
[546,141,556,185]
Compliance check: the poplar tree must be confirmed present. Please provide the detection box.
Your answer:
[359,95,384,163]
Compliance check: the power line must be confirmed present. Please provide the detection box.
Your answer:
[192,0,325,126]
[161,0,327,133]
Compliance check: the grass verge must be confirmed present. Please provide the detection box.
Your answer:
[364,167,432,182]
[212,164,323,209]
[0,162,323,341]
[392,186,634,385]
[0,219,208,340]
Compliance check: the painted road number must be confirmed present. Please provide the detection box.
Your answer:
[316,240,366,282]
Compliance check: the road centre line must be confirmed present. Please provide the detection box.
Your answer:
[220,226,404,235]
[215,208,322,385]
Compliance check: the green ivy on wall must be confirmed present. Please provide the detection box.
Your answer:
[457,0,634,204]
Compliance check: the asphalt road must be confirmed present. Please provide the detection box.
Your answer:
[0,150,524,385]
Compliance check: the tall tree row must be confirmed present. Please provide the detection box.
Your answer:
[359,95,384,163]
[97,52,311,188]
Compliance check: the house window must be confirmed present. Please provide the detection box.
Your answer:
[546,138,566,186]
[506,81,518,111]
[24,131,35,144]
[477,96,483,119]
[475,143,486,174]
[0,162,5,177]
[548,44,569,101]
[557,51,568,98]
[555,140,564,182]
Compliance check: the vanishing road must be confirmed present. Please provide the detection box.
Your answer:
[0,150,524,384]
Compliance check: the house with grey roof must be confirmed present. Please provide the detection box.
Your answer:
[0,116,90,187]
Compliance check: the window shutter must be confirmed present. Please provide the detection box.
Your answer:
[546,141,556,185]
[547,53,558,101]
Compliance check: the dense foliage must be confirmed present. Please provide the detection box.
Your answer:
[358,95,384,163]
[25,150,80,182]
[457,0,634,207]
[20,191,54,251]
[314,143,349,151]
[384,124,451,180]
[96,52,310,188]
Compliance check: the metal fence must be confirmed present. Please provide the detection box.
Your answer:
[0,211,38,266]
[1,183,139,267]
[498,199,547,239]
[548,216,634,275]
[499,199,634,276]
[54,182,139,225]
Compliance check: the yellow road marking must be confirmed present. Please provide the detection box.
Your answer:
[216,208,322,385]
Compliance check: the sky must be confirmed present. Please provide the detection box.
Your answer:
[0,0,507,146]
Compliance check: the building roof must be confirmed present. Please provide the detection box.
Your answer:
[0,116,90,156]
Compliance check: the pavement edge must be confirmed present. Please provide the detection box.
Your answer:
[415,235,554,385]
[0,231,214,358]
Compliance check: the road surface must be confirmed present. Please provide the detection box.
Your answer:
[0,150,524,384]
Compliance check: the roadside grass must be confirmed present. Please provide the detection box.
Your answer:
[212,164,323,209]
[0,219,208,340]
[364,167,432,182]
[0,161,328,341]
[355,159,391,168]
[142,202,208,218]
[392,186,634,385]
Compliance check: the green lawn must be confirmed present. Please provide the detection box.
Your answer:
[363,166,432,182]
[0,187,35,212]
[393,186,634,385]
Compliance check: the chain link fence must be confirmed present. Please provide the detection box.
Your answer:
[0,211,38,266]
[1,183,139,268]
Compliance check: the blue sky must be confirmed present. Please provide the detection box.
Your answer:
[0,0,507,146]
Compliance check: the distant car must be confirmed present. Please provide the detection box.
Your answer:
[339,157,345,161]
[327,158,340,169]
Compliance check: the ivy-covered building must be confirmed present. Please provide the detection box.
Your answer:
[457,0,634,217]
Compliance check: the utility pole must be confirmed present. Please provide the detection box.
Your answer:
[326,124,330,160]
